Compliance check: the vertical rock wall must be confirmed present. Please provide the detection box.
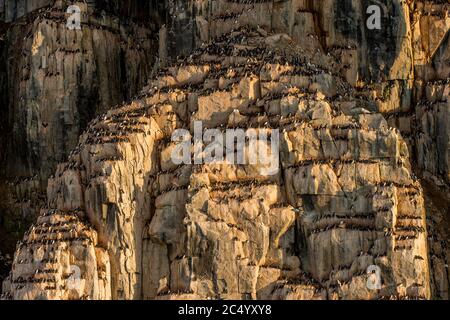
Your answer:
[0,0,160,280]
[0,0,448,300]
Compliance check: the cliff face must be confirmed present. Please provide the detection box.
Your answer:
[0,0,160,281]
[0,28,432,300]
[0,0,448,300]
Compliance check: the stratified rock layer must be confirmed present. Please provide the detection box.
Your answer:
[2,28,431,300]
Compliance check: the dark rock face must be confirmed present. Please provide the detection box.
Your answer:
[0,0,448,300]
[0,0,53,22]
[333,0,409,81]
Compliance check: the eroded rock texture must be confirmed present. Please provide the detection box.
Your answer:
[1,27,432,300]
[0,0,160,280]
[410,0,450,300]
[0,0,448,300]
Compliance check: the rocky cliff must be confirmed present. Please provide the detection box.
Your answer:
[0,0,161,282]
[0,0,448,300]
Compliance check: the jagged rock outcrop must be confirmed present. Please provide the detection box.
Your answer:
[0,0,448,300]
[157,0,450,198]
[2,27,432,300]
[0,0,160,278]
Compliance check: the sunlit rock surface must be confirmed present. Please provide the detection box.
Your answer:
[2,27,432,300]
[0,0,448,300]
